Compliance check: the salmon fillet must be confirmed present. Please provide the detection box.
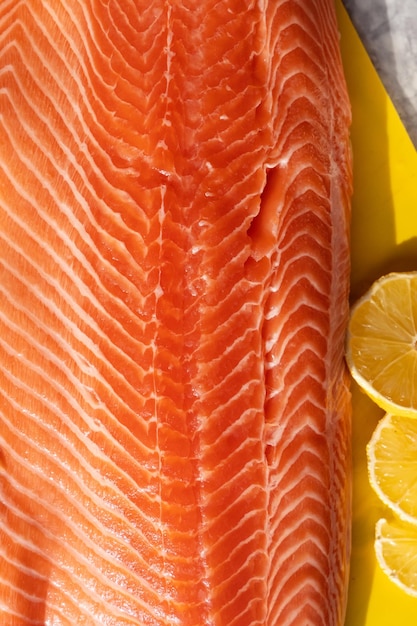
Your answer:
[0,1,352,624]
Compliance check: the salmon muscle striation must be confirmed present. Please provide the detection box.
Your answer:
[0,1,352,625]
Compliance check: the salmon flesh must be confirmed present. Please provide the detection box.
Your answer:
[0,1,352,624]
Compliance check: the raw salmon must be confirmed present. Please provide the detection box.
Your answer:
[0,0,352,624]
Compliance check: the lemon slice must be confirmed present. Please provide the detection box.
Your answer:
[346,271,417,417]
[367,413,417,524]
[375,517,417,597]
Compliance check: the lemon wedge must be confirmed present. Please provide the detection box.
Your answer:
[367,413,417,524]
[375,517,417,598]
[346,272,417,418]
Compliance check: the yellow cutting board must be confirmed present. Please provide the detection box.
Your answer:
[334,1,417,625]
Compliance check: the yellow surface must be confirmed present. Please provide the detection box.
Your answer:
[334,1,417,624]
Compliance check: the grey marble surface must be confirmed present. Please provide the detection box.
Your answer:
[342,0,417,148]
